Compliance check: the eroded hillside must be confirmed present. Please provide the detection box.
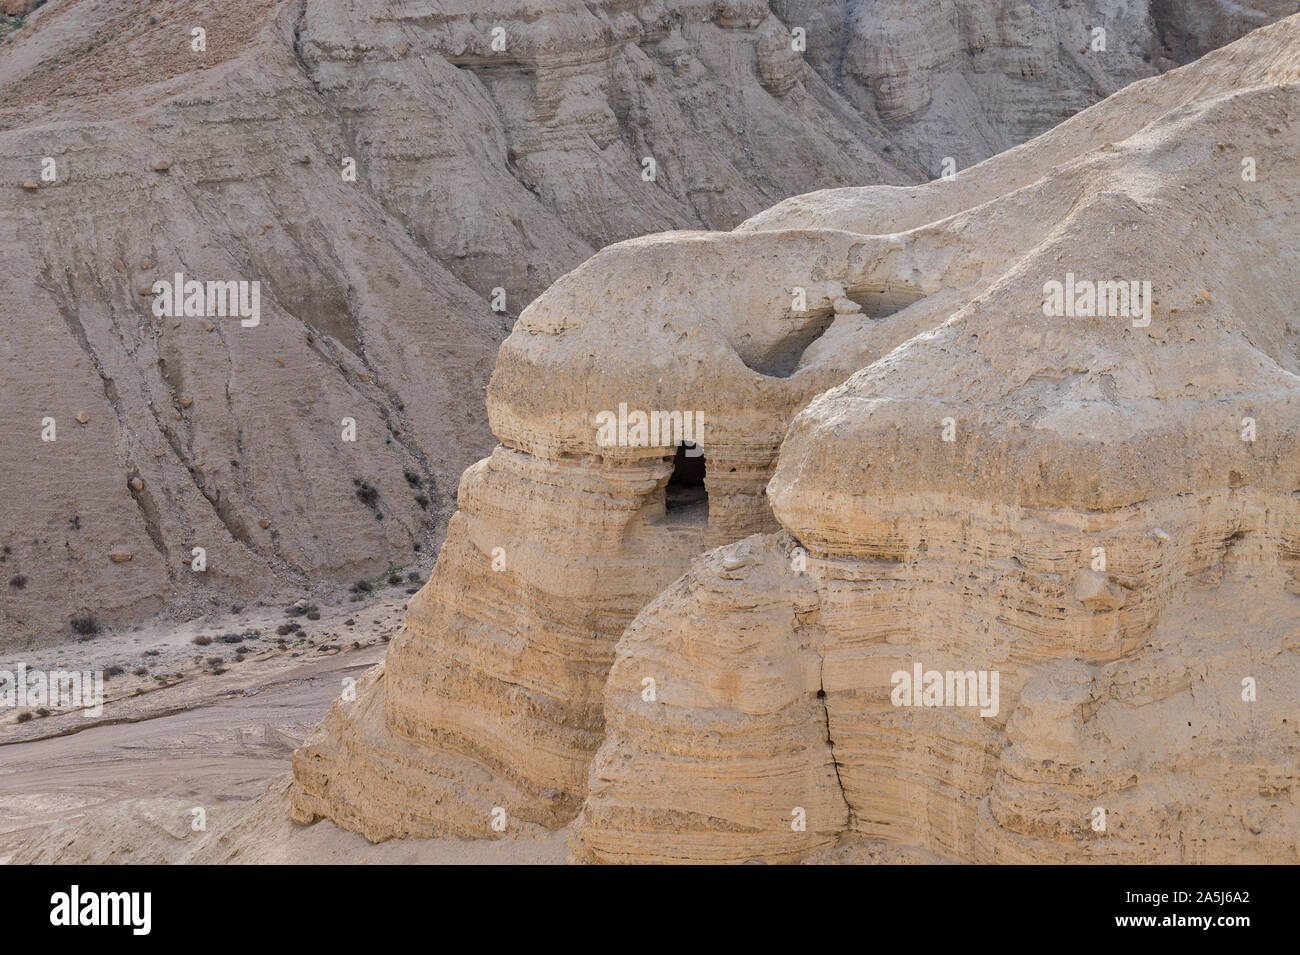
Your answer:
[288,13,1300,863]
[1,0,1292,646]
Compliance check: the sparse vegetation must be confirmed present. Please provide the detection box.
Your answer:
[1,14,26,40]
[353,479,380,508]
[192,634,213,646]
[70,613,99,637]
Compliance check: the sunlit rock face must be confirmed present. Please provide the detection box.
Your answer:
[3,0,1283,645]
[574,17,1300,863]
[291,12,1299,857]
[289,222,951,838]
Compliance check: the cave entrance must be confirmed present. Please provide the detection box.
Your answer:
[664,443,708,522]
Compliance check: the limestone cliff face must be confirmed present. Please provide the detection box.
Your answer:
[290,227,932,836]
[575,18,1300,862]
[3,0,1286,645]
[293,15,1300,861]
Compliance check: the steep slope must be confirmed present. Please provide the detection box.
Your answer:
[576,16,1300,862]
[1,0,1292,646]
[291,13,1300,862]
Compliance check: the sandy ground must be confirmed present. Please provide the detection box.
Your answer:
[0,587,569,864]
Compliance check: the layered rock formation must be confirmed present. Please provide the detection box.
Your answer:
[294,14,1300,862]
[290,228,938,836]
[3,0,1288,646]
[576,17,1300,862]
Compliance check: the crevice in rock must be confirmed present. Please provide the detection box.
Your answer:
[818,654,854,828]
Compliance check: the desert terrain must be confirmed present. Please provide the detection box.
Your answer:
[2,0,1298,865]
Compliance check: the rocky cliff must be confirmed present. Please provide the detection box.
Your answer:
[291,14,1300,862]
[4,0,1288,646]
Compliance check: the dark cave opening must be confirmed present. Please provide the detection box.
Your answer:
[664,443,708,521]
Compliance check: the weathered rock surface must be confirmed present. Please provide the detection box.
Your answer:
[3,0,1286,646]
[291,13,1300,862]
[576,16,1300,862]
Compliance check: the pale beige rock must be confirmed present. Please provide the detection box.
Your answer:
[0,0,1283,646]
[293,14,1300,859]
[575,16,1300,863]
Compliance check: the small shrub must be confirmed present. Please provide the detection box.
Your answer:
[70,614,99,637]
[9,574,26,589]
[191,634,212,646]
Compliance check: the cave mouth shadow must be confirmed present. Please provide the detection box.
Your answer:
[664,443,708,522]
